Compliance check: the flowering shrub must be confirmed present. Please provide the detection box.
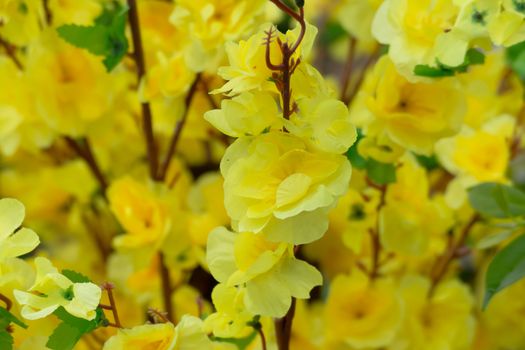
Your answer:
[1,0,525,349]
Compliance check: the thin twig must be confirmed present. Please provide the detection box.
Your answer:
[0,37,23,70]
[340,37,357,101]
[345,45,381,105]
[101,282,122,328]
[0,293,12,311]
[64,137,108,194]
[158,252,174,322]
[369,183,387,279]
[274,298,296,350]
[429,214,479,295]
[158,74,201,180]
[43,0,52,25]
[127,0,159,181]
[258,326,268,350]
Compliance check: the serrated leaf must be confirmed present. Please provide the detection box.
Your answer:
[54,306,107,332]
[366,158,396,185]
[0,307,27,329]
[468,183,525,218]
[56,5,129,72]
[62,269,92,283]
[0,330,13,350]
[484,234,525,309]
[46,322,83,350]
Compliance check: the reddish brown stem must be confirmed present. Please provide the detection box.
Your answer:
[158,252,174,322]
[345,45,380,105]
[101,282,122,328]
[0,293,12,311]
[158,74,201,180]
[0,37,23,70]
[127,0,159,181]
[340,37,357,101]
[274,298,296,350]
[64,137,108,194]
[258,326,268,350]
[429,214,479,295]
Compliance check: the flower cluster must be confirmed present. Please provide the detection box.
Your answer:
[1,0,525,350]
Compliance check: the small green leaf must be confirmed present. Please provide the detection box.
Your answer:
[476,230,517,250]
[414,153,439,171]
[0,307,27,329]
[346,129,366,169]
[62,269,92,283]
[56,5,129,72]
[414,64,455,77]
[366,158,396,185]
[210,331,258,350]
[484,234,525,308]
[54,307,107,332]
[507,41,525,81]
[46,322,83,350]
[468,183,525,218]
[0,330,13,350]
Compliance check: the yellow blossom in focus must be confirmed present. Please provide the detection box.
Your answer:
[204,283,253,338]
[221,132,352,245]
[207,227,322,317]
[0,198,40,262]
[103,315,212,350]
[325,271,403,348]
[108,177,171,250]
[204,91,282,137]
[14,257,101,320]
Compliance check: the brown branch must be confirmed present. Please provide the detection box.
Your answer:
[0,37,23,70]
[158,252,174,322]
[158,74,201,180]
[43,0,52,25]
[339,37,357,101]
[64,137,108,194]
[0,293,12,311]
[101,282,122,328]
[274,298,296,350]
[258,326,268,350]
[344,45,381,105]
[127,0,159,181]
[369,183,387,279]
[429,214,480,295]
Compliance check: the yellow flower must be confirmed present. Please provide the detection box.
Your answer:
[0,0,41,46]
[26,30,117,137]
[336,0,384,42]
[436,115,515,183]
[325,271,403,348]
[207,227,322,317]
[108,177,171,250]
[103,315,212,350]
[379,155,453,255]
[204,283,253,338]
[140,53,196,101]
[48,0,102,26]
[214,22,318,96]
[221,132,352,245]
[204,91,282,137]
[372,0,460,78]
[488,1,525,46]
[392,276,475,350]
[351,56,466,155]
[287,96,357,154]
[0,198,40,262]
[14,257,101,320]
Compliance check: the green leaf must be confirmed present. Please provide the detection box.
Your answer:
[62,269,92,283]
[476,230,517,250]
[0,330,13,350]
[0,307,27,329]
[320,21,347,45]
[414,153,440,171]
[483,234,525,308]
[366,158,396,185]
[54,307,107,332]
[56,5,129,72]
[468,183,525,218]
[414,49,485,77]
[346,129,366,169]
[46,322,83,350]
[414,64,455,77]
[507,41,525,81]
[210,331,258,350]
